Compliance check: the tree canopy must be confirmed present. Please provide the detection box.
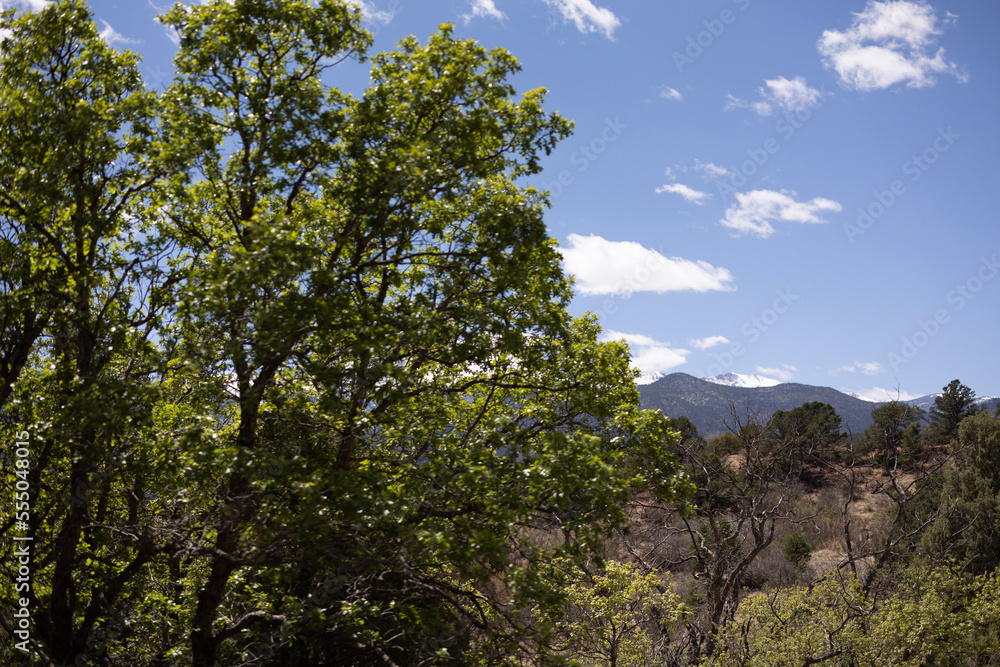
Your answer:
[0,2,683,664]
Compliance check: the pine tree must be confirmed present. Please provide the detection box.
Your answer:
[930,379,978,442]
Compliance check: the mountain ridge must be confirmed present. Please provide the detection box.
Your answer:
[637,373,998,438]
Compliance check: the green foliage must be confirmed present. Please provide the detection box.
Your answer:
[668,415,705,449]
[6,3,1000,666]
[537,560,685,667]
[930,379,979,443]
[923,411,1000,573]
[897,420,925,468]
[858,401,925,471]
[711,567,1000,667]
[0,2,684,664]
[767,401,842,479]
[781,533,812,571]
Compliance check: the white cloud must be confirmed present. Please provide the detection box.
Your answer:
[834,361,885,376]
[690,335,729,350]
[559,234,736,296]
[724,93,751,111]
[761,76,824,113]
[818,1,967,91]
[98,20,139,47]
[352,0,396,25]
[725,93,771,115]
[721,189,842,238]
[694,160,731,179]
[0,0,48,10]
[603,330,689,384]
[463,0,506,23]
[728,77,825,116]
[755,364,797,382]
[655,183,709,205]
[853,386,921,402]
[544,0,621,40]
[660,86,683,102]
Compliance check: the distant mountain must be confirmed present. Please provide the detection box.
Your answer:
[636,371,669,385]
[703,373,782,389]
[905,393,1000,414]
[638,373,880,438]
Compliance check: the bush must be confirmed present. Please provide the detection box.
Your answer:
[782,533,812,571]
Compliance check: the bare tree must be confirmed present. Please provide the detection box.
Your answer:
[823,410,958,595]
[620,402,815,663]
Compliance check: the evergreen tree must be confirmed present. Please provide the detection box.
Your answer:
[767,402,842,479]
[930,379,979,442]
[924,411,1000,573]
[859,401,924,471]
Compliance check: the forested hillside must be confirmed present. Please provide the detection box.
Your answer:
[623,380,1000,665]
[638,373,880,437]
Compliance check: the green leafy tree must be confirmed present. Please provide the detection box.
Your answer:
[710,567,1000,667]
[540,560,685,667]
[0,3,178,665]
[2,1,685,664]
[155,1,684,662]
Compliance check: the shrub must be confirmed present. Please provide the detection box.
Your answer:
[782,533,812,571]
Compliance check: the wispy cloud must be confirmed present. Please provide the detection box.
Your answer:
[728,77,825,116]
[694,160,731,179]
[99,20,139,47]
[603,330,689,384]
[756,364,797,381]
[656,183,710,205]
[721,189,841,238]
[725,93,773,116]
[660,86,683,102]
[818,0,967,91]
[148,1,180,45]
[463,0,506,23]
[559,234,735,296]
[833,361,885,376]
[690,335,729,350]
[352,0,396,26]
[544,0,621,40]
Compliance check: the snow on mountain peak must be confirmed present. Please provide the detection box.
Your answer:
[702,373,782,388]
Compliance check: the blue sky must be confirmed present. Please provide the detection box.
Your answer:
[8,0,997,400]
